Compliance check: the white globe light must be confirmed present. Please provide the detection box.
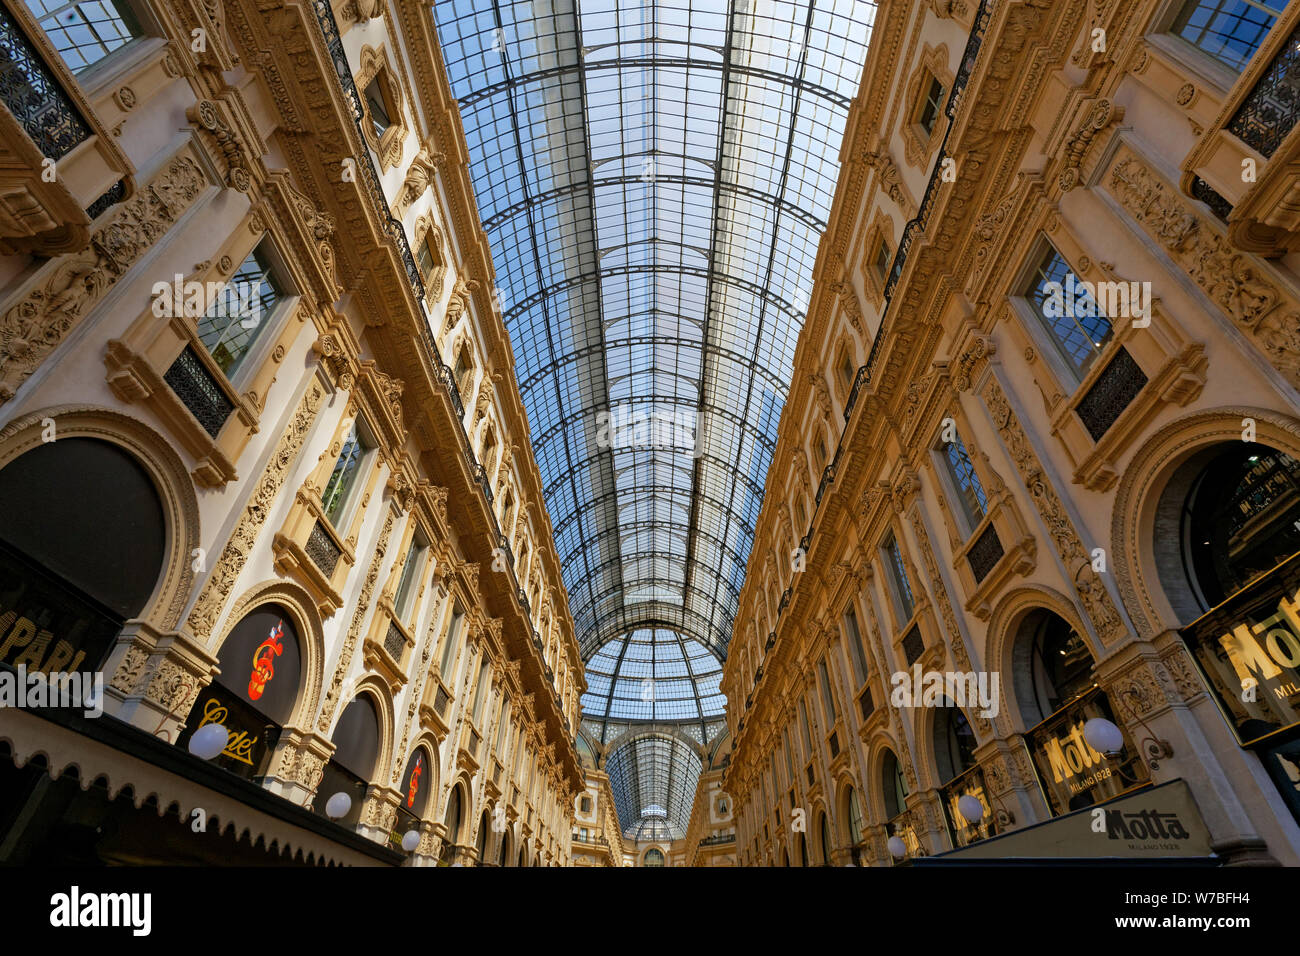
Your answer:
[188,723,229,760]
[1083,717,1125,755]
[325,791,352,819]
[450,861,464,867]
[401,829,421,852]
[957,794,985,825]
[886,835,907,860]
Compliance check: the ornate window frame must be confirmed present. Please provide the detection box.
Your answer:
[860,207,897,306]
[104,212,306,487]
[355,45,407,172]
[1004,210,1208,492]
[413,214,448,305]
[901,44,953,168]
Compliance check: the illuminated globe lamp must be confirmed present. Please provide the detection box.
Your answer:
[325,791,352,820]
[886,835,907,860]
[1082,717,1125,756]
[401,830,421,853]
[187,722,230,760]
[956,794,985,826]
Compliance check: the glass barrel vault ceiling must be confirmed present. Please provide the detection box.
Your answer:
[431,0,876,831]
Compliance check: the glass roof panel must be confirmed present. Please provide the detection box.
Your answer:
[433,0,875,825]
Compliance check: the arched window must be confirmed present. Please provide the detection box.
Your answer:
[1019,610,1093,726]
[1179,444,1300,609]
[0,437,165,629]
[819,812,833,865]
[316,695,380,827]
[475,810,490,865]
[441,786,463,864]
[882,749,908,819]
[179,604,303,779]
[643,848,665,867]
[846,787,864,847]
[933,706,977,785]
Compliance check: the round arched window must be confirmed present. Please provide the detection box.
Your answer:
[933,707,977,784]
[0,438,167,676]
[1181,445,1300,608]
[1021,609,1093,726]
[846,787,864,846]
[882,749,908,819]
[643,848,665,867]
[819,812,833,865]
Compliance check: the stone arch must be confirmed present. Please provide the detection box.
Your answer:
[332,675,395,785]
[0,405,199,631]
[215,580,325,731]
[806,795,832,864]
[864,732,907,821]
[445,772,474,841]
[911,695,979,792]
[1111,406,1300,638]
[397,730,442,824]
[985,584,1093,733]
[834,772,865,847]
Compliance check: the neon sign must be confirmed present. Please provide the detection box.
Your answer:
[248,620,284,701]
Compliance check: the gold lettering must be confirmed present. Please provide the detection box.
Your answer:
[10,627,50,670]
[0,616,36,662]
[197,697,257,765]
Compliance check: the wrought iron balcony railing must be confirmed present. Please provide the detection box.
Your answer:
[1227,18,1300,158]
[0,1,90,162]
[310,0,567,716]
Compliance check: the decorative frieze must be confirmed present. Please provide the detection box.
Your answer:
[1107,151,1300,390]
[981,376,1127,645]
[186,378,325,641]
[0,154,207,402]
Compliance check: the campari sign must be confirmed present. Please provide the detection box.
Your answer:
[1180,550,1300,747]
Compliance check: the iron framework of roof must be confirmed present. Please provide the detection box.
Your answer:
[432,0,876,834]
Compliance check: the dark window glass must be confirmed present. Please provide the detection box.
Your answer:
[935,707,977,784]
[1172,0,1286,72]
[1026,610,1094,722]
[321,423,367,524]
[918,75,945,134]
[196,244,286,379]
[0,438,164,619]
[883,533,915,621]
[365,76,392,136]
[1183,445,1300,606]
[942,431,988,531]
[331,695,379,780]
[1023,244,1113,381]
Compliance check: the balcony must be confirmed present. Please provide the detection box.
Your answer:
[0,0,133,256]
[1180,3,1300,256]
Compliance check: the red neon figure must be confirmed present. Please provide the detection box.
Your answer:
[407,753,423,807]
[248,621,285,701]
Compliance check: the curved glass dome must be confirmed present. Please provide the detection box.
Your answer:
[581,628,725,730]
[606,734,703,840]
[431,0,877,832]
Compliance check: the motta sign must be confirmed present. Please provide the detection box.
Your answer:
[942,779,1213,860]
[1026,687,1147,816]
[1181,550,1300,746]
